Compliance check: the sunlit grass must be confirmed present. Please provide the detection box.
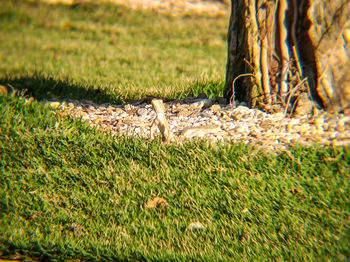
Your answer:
[0,0,228,103]
[1,94,349,261]
[0,1,349,261]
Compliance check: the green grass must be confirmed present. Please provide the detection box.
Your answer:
[1,1,350,261]
[1,93,349,261]
[0,0,228,103]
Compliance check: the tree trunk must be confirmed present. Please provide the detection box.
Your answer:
[224,0,350,113]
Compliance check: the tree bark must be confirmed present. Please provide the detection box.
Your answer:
[224,0,350,113]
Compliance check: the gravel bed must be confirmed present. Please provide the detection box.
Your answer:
[48,97,350,151]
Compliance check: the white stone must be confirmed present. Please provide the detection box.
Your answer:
[136,108,148,117]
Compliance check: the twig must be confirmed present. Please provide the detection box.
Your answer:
[257,78,307,152]
[282,78,307,118]
[230,73,255,105]
[276,78,307,136]
[243,58,254,71]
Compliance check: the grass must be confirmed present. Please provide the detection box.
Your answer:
[1,0,350,261]
[0,0,228,103]
[1,93,349,261]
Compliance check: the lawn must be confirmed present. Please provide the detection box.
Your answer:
[0,0,227,103]
[1,1,349,261]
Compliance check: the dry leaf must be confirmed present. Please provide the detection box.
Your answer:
[145,197,168,209]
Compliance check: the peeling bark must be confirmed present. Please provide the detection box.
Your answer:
[224,0,350,113]
[278,0,290,99]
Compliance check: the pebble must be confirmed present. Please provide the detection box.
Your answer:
[209,104,221,112]
[177,111,193,117]
[49,97,350,151]
[189,99,213,110]
[136,108,148,117]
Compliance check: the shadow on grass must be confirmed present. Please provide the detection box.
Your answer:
[0,73,226,105]
[0,73,123,105]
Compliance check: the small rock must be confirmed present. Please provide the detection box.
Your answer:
[235,105,251,112]
[124,104,134,111]
[294,93,315,116]
[126,108,137,115]
[136,108,148,117]
[189,99,213,110]
[177,110,193,117]
[119,112,129,118]
[98,106,107,112]
[114,107,125,114]
[249,130,261,138]
[180,125,220,138]
[234,125,248,133]
[209,104,221,112]
[186,222,205,231]
[231,114,242,121]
